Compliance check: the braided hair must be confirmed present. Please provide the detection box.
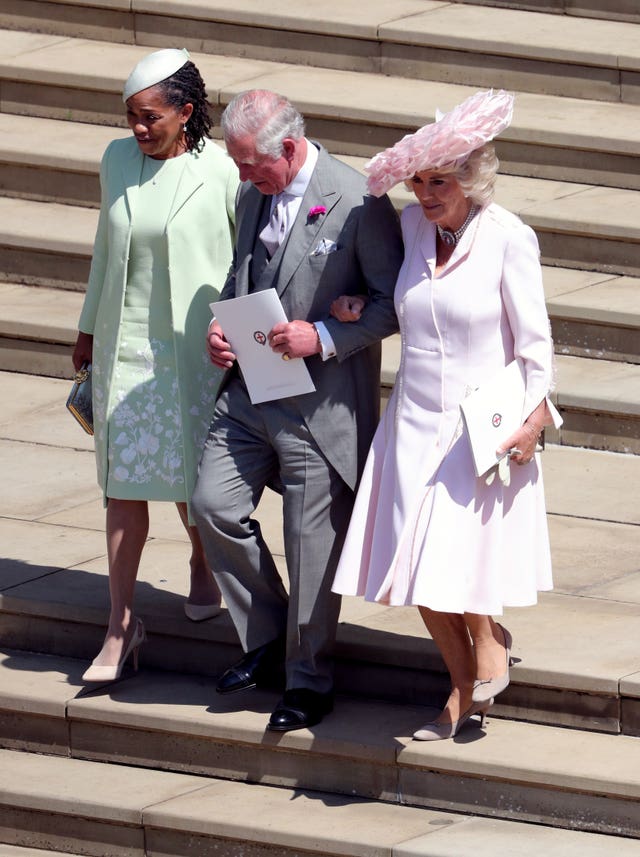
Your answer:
[157,61,212,152]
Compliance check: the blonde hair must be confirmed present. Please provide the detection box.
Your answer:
[453,144,499,207]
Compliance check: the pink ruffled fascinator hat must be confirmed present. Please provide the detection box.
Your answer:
[365,89,514,198]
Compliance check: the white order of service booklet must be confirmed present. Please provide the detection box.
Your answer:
[459,359,526,477]
[210,290,316,404]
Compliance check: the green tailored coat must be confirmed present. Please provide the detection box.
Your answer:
[78,135,238,513]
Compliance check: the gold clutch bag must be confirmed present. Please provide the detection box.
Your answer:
[66,363,94,435]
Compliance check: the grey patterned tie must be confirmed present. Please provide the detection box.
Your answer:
[260,193,288,258]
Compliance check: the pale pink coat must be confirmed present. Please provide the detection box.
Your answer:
[332,202,555,615]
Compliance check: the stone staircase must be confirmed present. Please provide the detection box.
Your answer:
[1,3,640,452]
[2,370,640,853]
[1,0,640,854]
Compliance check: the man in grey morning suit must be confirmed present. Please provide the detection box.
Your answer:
[191,89,403,731]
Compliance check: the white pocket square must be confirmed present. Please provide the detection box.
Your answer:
[311,238,338,257]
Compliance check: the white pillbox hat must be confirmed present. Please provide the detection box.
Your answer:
[123,48,190,102]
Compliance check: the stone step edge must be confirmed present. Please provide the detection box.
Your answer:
[1,649,639,806]
[0,846,86,857]
[9,0,639,29]
[0,282,638,420]
[1,28,639,159]
[2,174,640,253]
[3,747,640,856]
[1,599,637,738]
[0,282,639,424]
[456,0,639,25]
[3,114,640,216]
[1,275,639,343]
[5,0,640,75]
[0,745,447,857]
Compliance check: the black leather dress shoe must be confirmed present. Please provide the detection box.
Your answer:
[216,639,284,694]
[267,688,334,732]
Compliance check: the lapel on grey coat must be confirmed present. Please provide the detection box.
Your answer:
[273,145,342,298]
[235,186,269,297]
[250,197,274,290]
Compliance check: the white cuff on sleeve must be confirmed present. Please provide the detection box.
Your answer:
[313,321,337,361]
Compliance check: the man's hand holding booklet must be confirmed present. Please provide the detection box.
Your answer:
[210,290,316,405]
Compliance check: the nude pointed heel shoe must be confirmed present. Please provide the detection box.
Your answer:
[413,698,493,741]
[82,618,147,683]
[472,623,513,704]
[183,601,222,622]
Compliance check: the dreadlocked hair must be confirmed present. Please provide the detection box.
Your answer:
[157,61,212,152]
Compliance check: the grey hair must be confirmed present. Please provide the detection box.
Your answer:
[221,90,305,159]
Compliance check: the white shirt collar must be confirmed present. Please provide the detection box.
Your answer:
[283,139,318,198]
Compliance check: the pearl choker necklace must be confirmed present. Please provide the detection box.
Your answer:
[437,205,480,248]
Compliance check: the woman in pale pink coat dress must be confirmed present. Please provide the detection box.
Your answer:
[331,91,561,740]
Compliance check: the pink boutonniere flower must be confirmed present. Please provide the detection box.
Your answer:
[308,205,326,220]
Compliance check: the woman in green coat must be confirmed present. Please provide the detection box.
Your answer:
[72,48,238,682]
